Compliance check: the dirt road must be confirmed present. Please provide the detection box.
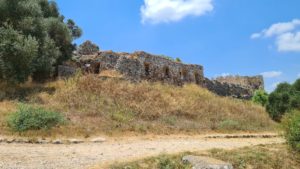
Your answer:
[0,134,284,169]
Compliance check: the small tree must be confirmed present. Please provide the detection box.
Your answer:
[252,89,268,106]
[267,83,292,121]
[77,40,100,55]
[0,0,82,83]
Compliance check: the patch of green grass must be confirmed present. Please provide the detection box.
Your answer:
[7,104,65,132]
[163,115,178,126]
[208,145,300,169]
[111,110,135,123]
[110,145,300,169]
[111,154,191,169]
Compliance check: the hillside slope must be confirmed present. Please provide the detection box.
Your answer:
[0,75,275,137]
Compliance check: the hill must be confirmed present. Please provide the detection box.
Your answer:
[0,74,275,137]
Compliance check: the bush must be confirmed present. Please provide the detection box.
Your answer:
[252,90,268,106]
[282,110,300,152]
[175,57,182,63]
[266,81,300,121]
[7,104,65,132]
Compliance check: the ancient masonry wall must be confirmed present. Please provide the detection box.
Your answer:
[58,51,264,99]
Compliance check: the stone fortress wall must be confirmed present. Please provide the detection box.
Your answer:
[58,50,264,99]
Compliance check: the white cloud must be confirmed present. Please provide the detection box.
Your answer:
[250,33,261,39]
[251,19,300,52]
[260,71,282,78]
[251,19,300,39]
[141,0,213,24]
[276,32,300,52]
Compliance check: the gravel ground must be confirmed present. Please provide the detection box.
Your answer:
[0,134,284,169]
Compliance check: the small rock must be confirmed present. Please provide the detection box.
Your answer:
[68,139,84,144]
[52,139,63,144]
[182,155,233,169]
[6,138,15,143]
[90,137,106,143]
[15,138,29,143]
[37,139,50,144]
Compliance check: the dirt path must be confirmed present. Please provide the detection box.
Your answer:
[0,134,284,169]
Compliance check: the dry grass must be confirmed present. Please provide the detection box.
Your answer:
[0,74,276,137]
[110,144,300,169]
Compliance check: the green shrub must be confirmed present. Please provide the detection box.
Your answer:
[158,155,190,169]
[252,90,268,106]
[282,110,300,152]
[7,104,65,132]
[175,58,182,63]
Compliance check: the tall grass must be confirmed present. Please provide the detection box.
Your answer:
[0,74,275,137]
[45,75,275,136]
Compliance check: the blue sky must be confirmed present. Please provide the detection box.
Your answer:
[56,0,300,92]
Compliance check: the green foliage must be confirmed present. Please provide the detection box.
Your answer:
[0,26,38,83]
[294,79,300,91]
[175,57,182,63]
[67,19,82,39]
[160,55,174,61]
[282,110,300,152]
[32,36,60,81]
[7,104,65,132]
[266,80,300,121]
[77,40,100,55]
[159,55,182,63]
[252,90,268,106]
[0,0,82,83]
[111,155,190,169]
[158,156,183,169]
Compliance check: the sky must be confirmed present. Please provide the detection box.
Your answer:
[56,0,300,92]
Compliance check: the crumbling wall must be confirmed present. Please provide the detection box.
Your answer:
[202,78,253,99]
[76,51,204,85]
[58,50,264,99]
[215,75,264,91]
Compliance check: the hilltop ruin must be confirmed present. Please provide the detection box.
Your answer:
[58,50,264,99]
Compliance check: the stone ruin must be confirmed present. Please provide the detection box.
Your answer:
[58,50,264,99]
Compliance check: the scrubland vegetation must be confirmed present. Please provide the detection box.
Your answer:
[0,74,275,137]
[111,144,300,169]
[251,79,300,152]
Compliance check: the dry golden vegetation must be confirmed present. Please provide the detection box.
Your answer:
[0,74,275,137]
[111,144,300,169]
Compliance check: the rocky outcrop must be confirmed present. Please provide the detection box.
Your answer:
[58,50,264,99]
